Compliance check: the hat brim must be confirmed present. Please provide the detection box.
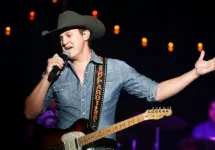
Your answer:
[42,16,105,40]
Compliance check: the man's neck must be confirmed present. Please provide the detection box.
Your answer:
[72,47,92,67]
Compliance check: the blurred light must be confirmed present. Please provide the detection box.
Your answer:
[142,37,147,43]
[114,29,120,35]
[29,11,35,21]
[92,10,98,18]
[29,11,35,17]
[132,139,136,150]
[197,42,203,52]
[141,42,147,47]
[52,0,58,3]
[5,31,11,36]
[5,26,11,36]
[141,37,148,47]
[92,10,98,16]
[114,25,120,30]
[113,25,120,35]
[29,16,35,21]
[168,42,174,52]
[5,26,11,31]
[210,137,215,141]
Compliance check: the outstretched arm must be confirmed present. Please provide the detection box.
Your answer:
[156,50,215,102]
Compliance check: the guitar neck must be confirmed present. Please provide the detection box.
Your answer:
[78,113,145,147]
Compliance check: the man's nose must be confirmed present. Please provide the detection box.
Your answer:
[62,42,69,48]
[62,37,69,46]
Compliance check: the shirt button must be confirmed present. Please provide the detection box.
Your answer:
[83,112,85,115]
[82,99,84,101]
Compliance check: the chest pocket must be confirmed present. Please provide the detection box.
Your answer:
[103,71,121,104]
[53,83,72,106]
[106,71,120,83]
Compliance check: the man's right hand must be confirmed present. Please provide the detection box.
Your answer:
[46,53,65,75]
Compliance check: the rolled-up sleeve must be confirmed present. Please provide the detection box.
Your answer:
[44,87,54,110]
[120,61,158,102]
[41,71,54,112]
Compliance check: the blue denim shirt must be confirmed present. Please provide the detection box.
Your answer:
[43,50,158,140]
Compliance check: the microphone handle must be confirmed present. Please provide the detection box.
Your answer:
[48,66,59,82]
[47,52,70,82]
[48,65,60,82]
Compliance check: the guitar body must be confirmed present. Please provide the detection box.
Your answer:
[41,118,89,150]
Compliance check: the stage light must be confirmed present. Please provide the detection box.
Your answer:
[92,10,98,18]
[5,26,11,36]
[168,42,174,52]
[141,37,147,43]
[114,25,120,30]
[29,11,35,21]
[197,42,203,52]
[114,29,120,35]
[92,10,98,16]
[52,0,58,3]
[5,26,10,31]
[113,25,120,35]
[29,11,35,17]
[132,139,136,150]
[141,37,148,47]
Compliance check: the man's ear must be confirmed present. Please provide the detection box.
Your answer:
[83,30,90,40]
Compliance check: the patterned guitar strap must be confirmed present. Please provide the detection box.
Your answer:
[89,56,107,131]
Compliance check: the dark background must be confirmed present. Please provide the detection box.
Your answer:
[1,0,215,149]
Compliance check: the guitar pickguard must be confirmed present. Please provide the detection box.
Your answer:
[61,131,85,150]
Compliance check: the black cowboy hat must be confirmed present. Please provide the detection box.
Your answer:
[42,10,105,39]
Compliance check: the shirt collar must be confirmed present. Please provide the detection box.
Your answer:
[89,49,103,64]
[66,49,103,68]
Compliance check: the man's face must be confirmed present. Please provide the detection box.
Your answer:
[208,101,215,123]
[59,29,85,59]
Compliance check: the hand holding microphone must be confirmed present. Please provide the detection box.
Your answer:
[46,50,71,82]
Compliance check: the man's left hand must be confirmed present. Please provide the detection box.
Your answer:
[195,50,215,76]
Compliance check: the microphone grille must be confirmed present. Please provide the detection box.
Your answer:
[63,50,71,57]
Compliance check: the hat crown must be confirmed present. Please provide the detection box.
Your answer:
[42,10,105,39]
[57,11,84,29]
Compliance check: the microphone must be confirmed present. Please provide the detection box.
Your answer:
[48,50,71,82]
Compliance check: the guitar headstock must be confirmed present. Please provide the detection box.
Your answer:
[143,107,172,120]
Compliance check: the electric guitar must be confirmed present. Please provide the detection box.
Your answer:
[40,107,172,150]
